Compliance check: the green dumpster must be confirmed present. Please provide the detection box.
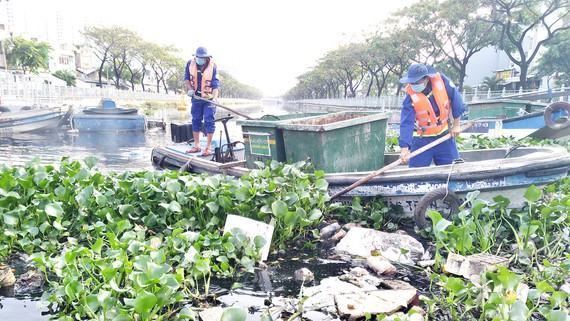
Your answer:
[278,111,388,173]
[237,113,324,168]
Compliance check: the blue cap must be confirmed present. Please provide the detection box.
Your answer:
[399,63,429,84]
[194,46,211,58]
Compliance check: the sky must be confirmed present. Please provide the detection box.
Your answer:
[7,0,414,97]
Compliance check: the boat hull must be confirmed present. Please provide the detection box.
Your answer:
[72,113,146,132]
[467,99,546,119]
[0,108,67,135]
[151,146,570,215]
[327,152,569,213]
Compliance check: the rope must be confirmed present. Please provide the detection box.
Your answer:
[444,161,454,201]
[444,158,463,202]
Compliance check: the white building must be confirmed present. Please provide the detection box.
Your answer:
[48,42,76,72]
[0,0,93,73]
[0,0,163,91]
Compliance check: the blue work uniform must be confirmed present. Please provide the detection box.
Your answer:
[184,60,220,134]
[399,74,465,167]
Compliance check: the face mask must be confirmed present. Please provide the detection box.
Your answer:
[195,58,206,66]
[411,81,426,93]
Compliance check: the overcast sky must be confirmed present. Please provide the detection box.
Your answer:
[11,0,414,96]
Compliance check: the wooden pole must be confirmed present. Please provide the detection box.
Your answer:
[330,122,474,200]
[192,96,254,120]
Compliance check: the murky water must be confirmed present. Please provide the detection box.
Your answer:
[0,244,349,321]
[0,297,48,321]
[0,103,287,171]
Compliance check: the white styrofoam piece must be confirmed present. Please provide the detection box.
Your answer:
[223,214,274,261]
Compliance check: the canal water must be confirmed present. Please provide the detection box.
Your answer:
[0,103,288,171]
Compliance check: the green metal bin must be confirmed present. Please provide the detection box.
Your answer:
[236,113,324,168]
[278,111,388,173]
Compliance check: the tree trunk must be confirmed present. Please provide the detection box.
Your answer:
[97,59,105,87]
[112,58,121,89]
[374,74,388,97]
[458,62,467,92]
[365,74,374,97]
[162,77,169,94]
[140,65,146,92]
[125,64,136,91]
[395,71,404,96]
[519,62,528,90]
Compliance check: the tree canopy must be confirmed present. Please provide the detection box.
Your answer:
[53,70,76,86]
[285,0,569,99]
[6,37,51,74]
[536,29,570,86]
[82,26,261,97]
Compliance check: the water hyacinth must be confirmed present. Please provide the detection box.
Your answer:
[33,227,263,320]
[424,180,570,320]
[0,157,329,320]
[0,157,328,259]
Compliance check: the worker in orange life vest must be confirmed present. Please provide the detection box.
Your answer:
[398,64,465,167]
[184,46,220,156]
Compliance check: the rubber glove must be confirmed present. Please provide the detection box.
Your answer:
[400,147,410,164]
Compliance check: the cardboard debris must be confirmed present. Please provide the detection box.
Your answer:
[223,215,274,261]
[444,253,509,283]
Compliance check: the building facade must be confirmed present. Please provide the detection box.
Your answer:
[463,27,548,90]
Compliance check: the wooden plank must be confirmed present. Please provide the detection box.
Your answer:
[217,160,247,169]
[177,155,249,176]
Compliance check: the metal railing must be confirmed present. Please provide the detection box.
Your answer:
[464,86,570,102]
[285,96,404,112]
[0,79,179,106]
[286,86,570,112]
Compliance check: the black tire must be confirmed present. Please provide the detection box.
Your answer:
[544,102,570,130]
[414,187,461,229]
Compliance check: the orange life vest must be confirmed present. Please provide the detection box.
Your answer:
[189,59,216,95]
[405,73,450,136]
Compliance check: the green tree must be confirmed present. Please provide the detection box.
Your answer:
[107,29,140,89]
[383,29,422,95]
[321,45,366,98]
[482,0,570,89]
[392,1,443,65]
[5,37,51,74]
[164,57,185,94]
[218,71,262,99]
[83,26,134,87]
[480,75,500,90]
[147,44,180,94]
[394,0,498,91]
[52,70,76,86]
[122,67,142,91]
[132,41,154,92]
[536,29,570,86]
[435,0,497,91]
[356,39,392,96]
